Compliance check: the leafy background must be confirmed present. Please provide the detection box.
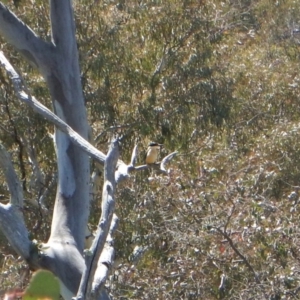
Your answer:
[1,0,300,299]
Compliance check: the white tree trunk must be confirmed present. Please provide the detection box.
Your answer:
[0,2,176,298]
[0,1,90,296]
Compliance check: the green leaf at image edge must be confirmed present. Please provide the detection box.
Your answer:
[23,270,60,300]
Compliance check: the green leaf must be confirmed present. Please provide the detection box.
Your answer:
[23,270,60,300]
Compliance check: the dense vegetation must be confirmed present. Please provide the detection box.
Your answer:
[1,0,300,298]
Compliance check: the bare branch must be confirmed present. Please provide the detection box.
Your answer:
[0,54,178,186]
[0,3,53,73]
[76,139,119,300]
[92,214,119,296]
[116,150,177,183]
[0,203,31,260]
[130,144,139,167]
[0,142,23,207]
[0,142,32,261]
[160,151,178,173]
[214,226,260,284]
[0,51,108,165]
[135,151,178,173]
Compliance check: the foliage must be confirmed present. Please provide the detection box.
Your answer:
[24,270,60,300]
[1,0,300,299]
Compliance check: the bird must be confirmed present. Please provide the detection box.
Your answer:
[145,142,163,164]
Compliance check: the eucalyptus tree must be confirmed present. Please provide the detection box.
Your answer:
[0,1,175,299]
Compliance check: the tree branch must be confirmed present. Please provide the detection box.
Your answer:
[0,2,53,73]
[0,142,31,260]
[0,203,31,260]
[133,151,178,173]
[214,226,260,284]
[76,139,119,300]
[160,151,178,173]
[0,51,178,183]
[130,144,139,167]
[0,142,23,207]
[92,214,119,297]
[0,51,108,165]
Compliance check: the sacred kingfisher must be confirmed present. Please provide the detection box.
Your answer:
[146,142,163,164]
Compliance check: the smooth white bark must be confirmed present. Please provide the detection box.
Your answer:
[0,2,177,299]
[76,139,119,300]
[0,203,31,259]
[0,142,23,207]
[0,142,31,260]
[0,3,54,75]
[92,214,119,296]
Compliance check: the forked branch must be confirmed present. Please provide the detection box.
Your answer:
[0,51,177,183]
[75,139,119,300]
[0,51,107,165]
